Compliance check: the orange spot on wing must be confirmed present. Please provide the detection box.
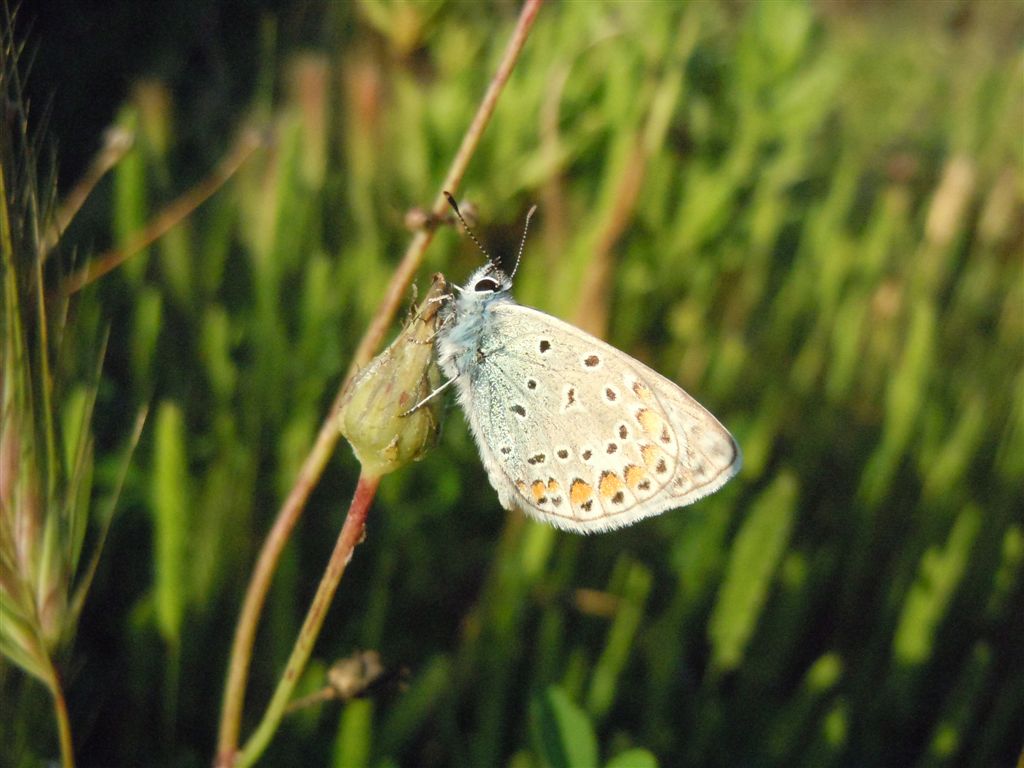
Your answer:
[598,471,622,500]
[632,380,653,403]
[570,479,593,505]
[640,444,661,470]
[624,464,648,489]
[636,408,666,439]
[531,480,547,501]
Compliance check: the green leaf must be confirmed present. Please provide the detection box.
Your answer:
[892,505,982,666]
[152,401,188,647]
[531,686,599,768]
[708,472,798,673]
[605,748,660,768]
[332,698,373,768]
[587,558,652,720]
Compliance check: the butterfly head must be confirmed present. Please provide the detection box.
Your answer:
[465,263,513,297]
[443,191,537,295]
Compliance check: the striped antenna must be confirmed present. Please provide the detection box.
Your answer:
[509,203,538,279]
[443,191,498,271]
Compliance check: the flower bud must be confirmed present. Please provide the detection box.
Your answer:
[338,275,447,476]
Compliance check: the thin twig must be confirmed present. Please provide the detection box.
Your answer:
[62,128,264,295]
[213,2,544,764]
[41,127,134,261]
[572,9,691,337]
[572,139,645,336]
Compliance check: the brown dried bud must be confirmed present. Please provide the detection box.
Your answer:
[326,650,386,700]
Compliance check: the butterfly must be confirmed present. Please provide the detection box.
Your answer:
[433,193,741,533]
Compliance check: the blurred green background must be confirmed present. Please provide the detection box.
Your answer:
[4,0,1022,766]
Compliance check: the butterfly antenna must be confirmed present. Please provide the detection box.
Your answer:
[443,191,497,270]
[510,203,538,279]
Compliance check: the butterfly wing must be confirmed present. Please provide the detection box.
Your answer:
[459,302,740,533]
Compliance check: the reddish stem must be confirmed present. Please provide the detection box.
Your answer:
[233,474,380,768]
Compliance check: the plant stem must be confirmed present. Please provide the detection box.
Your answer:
[45,662,75,768]
[214,411,346,766]
[214,1,544,763]
[233,473,381,768]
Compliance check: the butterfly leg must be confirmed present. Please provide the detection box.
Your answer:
[402,373,459,416]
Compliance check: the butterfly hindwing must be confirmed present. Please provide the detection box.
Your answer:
[459,302,739,532]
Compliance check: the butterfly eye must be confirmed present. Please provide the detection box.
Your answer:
[473,277,501,293]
